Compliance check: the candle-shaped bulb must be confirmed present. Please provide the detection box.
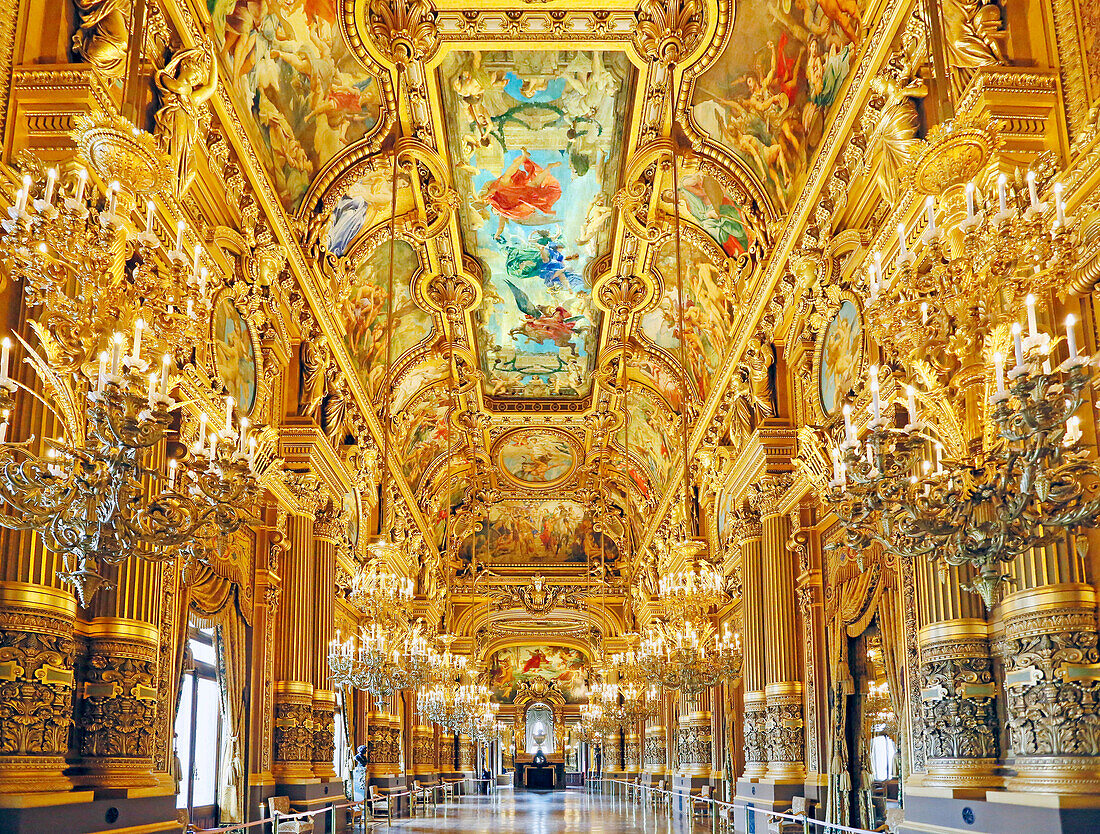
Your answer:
[239,417,249,453]
[1026,294,1038,339]
[132,318,144,363]
[74,169,87,203]
[921,301,928,326]
[997,173,1008,214]
[897,222,908,259]
[174,219,184,252]
[159,353,172,395]
[906,385,917,424]
[994,351,1005,394]
[110,332,124,376]
[1066,314,1079,361]
[192,243,203,280]
[225,396,234,434]
[106,181,119,217]
[0,337,10,383]
[925,194,936,233]
[1027,170,1039,210]
[43,168,57,206]
[1012,322,1025,369]
[145,200,155,233]
[1054,182,1066,227]
[965,181,975,219]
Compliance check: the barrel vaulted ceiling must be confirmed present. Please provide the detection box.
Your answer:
[202,0,867,594]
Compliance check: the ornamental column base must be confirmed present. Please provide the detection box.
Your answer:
[273,681,318,784]
[73,619,160,789]
[366,712,399,777]
[644,724,667,775]
[741,691,768,779]
[412,725,436,776]
[677,711,712,777]
[624,729,641,774]
[311,690,337,780]
[457,733,475,774]
[603,736,622,773]
[998,584,1100,794]
[764,682,806,783]
[0,582,77,794]
[918,620,1000,788]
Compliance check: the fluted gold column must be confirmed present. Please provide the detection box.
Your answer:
[458,732,475,774]
[914,560,998,788]
[311,509,339,781]
[273,512,317,783]
[996,538,1100,793]
[757,477,805,783]
[732,503,767,779]
[604,731,622,774]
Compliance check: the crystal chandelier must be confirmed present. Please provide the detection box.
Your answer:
[824,157,1100,607]
[578,682,621,742]
[635,618,742,695]
[465,700,504,742]
[654,558,726,622]
[330,560,432,696]
[0,167,263,603]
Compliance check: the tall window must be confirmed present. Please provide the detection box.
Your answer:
[333,689,348,782]
[175,626,225,825]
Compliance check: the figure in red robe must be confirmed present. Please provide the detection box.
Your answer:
[522,648,549,674]
[475,149,562,239]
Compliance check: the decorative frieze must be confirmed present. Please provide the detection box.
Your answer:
[742,692,768,778]
[311,691,336,780]
[764,682,806,781]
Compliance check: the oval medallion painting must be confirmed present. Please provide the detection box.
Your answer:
[497,430,577,488]
[213,296,257,415]
[818,299,862,417]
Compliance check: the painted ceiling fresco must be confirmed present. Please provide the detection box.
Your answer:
[206,0,867,589]
[460,500,619,566]
[210,0,381,209]
[642,235,738,402]
[335,239,433,401]
[439,50,632,399]
[487,645,590,704]
[689,0,862,209]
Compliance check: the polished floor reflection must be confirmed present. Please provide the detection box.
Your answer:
[383,789,709,833]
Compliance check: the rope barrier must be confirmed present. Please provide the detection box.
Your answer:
[592,777,879,834]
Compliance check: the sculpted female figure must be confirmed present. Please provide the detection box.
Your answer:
[155,42,219,195]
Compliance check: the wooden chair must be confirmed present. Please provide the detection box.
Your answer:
[411,780,433,814]
[692,784,713,819]
[652,779,666,812]
[367,784,393,823]
[268,796,313,834]
[439,779,457,802]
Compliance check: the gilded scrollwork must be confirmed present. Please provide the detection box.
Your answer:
[919,635,999,769]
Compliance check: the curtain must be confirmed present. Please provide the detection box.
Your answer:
[188,562,249,824]
[877,584,908,790]
[825,561,885,826]
[339,685,355,799]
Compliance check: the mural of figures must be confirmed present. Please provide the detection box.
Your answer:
[440,50,632,398]
[616,386,675,495]
[339,241,432,400]
[461,500,617,565]
[662,163,759,257]
[690,0,862,210]
[324,166,415,258]
[488,645,590,704]
[396,389,454,490]
[632,353,685,412]
[213,295,257,415]
[497,430,577,486]
[209,0,381,209]
[819,299,862,416]
[643,237,737,401]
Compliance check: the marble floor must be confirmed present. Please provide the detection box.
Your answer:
[375,789,709,833]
